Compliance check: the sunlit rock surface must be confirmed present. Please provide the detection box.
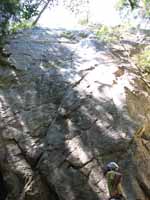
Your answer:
[0,27,149,200]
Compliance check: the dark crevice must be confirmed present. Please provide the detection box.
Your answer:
[40,175,61,200]
[12,138,41,170]
[33,151,44,168]
[136,177,150,199]
[72,73,88,88]
[79,65,97,73]
[12,139,33,166]
[0,170,8,200]
[141,140,150,153]
[60,104,81,119]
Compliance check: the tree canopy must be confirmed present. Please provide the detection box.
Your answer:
[0,0,55,48]
[0,0,150,49]
[118,0,150,13]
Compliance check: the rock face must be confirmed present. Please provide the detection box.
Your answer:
[0,27,149,200]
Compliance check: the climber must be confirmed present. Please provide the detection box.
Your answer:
[104,162,126,200]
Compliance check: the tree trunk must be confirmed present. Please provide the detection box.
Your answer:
[32,0,52,26]
[128,0,136,9]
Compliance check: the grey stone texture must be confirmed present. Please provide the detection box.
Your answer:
[0,27,149,200]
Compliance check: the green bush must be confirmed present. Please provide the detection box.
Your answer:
[11,20,33,33]
[78,18,88,26]
[144,0,150,16]
[95,23,134,43]
[95,25,119,43]
[134,47,150,73]
[116,0,150,14]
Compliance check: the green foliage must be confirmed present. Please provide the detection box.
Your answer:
[143,0,150,16]
[20,0,40,20]
[0,0,20,16]
[11,20,33,33]
[95,25,120,43]
[95,23,134,44]
[117,0,150,14]
[0,0,20,48]
[78,18,89,26]
[0,0,52,45]
[134,47,150,73]
[116,0,128,9]
[128,0,137,9]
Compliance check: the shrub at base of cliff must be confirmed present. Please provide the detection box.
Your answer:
[95,23,132,44]
[133,46,150,73]
[10,20,33,33]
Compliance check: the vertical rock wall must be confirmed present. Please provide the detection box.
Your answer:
[0,27,149,200]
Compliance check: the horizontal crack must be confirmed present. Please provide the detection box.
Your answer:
[79,65,97,73]
[66,157,94,170]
